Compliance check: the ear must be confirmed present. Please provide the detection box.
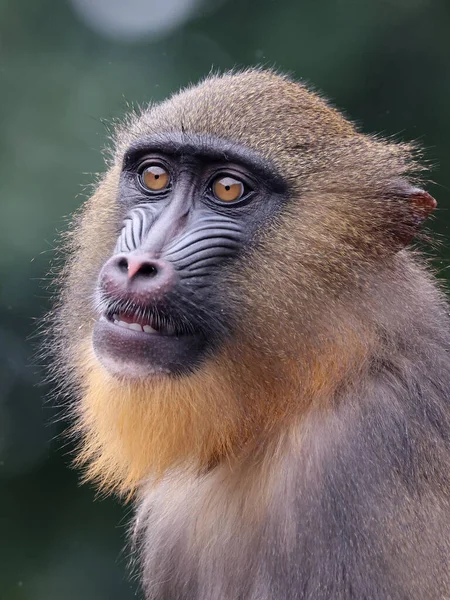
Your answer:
[391,184,437,247]
[407,187,437,225]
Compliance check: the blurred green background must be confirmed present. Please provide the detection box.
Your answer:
[1,0,450,598]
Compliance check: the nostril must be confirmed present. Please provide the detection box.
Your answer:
[139,263,158,278]
[117,257,128,273]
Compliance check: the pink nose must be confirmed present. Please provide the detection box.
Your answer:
[99,253,177,299]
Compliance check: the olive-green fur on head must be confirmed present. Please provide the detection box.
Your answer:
[116,70,356,163]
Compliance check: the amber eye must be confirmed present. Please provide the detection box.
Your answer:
[212,176,245,203]
[140,164,170,192]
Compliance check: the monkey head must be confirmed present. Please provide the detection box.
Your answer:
[55,70,436,492]
[92,130,287,378]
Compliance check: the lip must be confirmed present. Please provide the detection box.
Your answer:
[92,316,206,378]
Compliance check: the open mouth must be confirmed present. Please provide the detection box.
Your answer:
[101,299,195,337]
[93,300,206,377]
[106,310,178,336]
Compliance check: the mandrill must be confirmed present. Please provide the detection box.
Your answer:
[49,70,450,599]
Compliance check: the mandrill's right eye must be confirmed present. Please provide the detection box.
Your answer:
[139,164,170,193]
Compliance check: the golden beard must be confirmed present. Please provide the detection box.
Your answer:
[73,321,370,496]
[73,340,249,496]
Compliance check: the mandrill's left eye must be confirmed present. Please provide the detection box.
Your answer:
[212,175,246,203]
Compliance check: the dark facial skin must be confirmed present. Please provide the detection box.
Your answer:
[93,132,287,378]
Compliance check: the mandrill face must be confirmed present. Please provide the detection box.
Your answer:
[92,132,287,379]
